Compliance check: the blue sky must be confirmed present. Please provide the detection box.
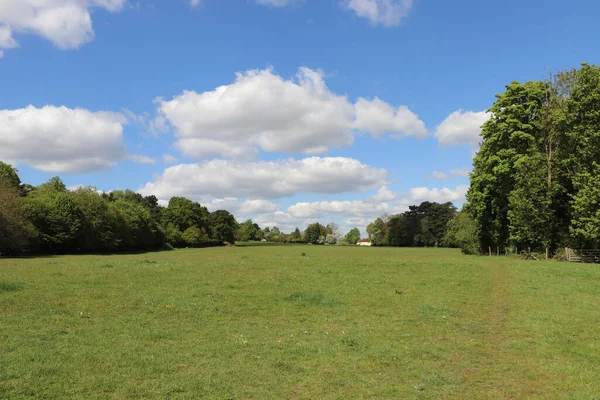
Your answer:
[1,0,598,234]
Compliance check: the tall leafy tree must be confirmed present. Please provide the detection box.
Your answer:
[468,80,548,252]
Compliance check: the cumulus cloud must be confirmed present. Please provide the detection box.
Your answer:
[429,169,470,181]
[0,0,126,57]
[366,186,396,202]
[405,184,469,203]
[253,211,310,232]
[281,183,467,232]
[346,0,414,27]
[435,110,490,147]
[353,97,427,138]
[287,199,405,219]
[139,157,387,200]
[0,105,128,173]
[202,197,279,217]
[156,67,426,159]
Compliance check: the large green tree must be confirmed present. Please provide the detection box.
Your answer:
[468,80,548,252]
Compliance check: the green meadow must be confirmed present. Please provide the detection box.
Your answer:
[1,245,599,399]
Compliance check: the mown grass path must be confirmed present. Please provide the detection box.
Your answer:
[1,246,599,399]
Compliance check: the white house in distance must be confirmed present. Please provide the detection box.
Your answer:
[357,238,372,246]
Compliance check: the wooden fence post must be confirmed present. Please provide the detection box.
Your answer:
[546,248,549,260]
[489,246,492,256]
[565,247,569,262]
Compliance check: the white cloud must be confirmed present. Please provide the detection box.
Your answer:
[163,154,179,164]
[203,197,279,217]
[346,0,414,27]
[287,199,404,219]
[139,156,388,200]
[129,154,156,165]
[0,105,128,173]
[405,184,469,203]
[255,0,301,6]
[238,199,279,215]
[158,67,354,159]
[366,186,396,202]
[429,169,470,181]
[0,0,126,57]
[190,0,201,6]
[435,110,490,147]
[218,183,468,234]
[156,67,426,159]
[279,183,467,233]
[254,211,309,232]
[353,97,428,138]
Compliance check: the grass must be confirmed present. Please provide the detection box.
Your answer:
[1,246,600,398]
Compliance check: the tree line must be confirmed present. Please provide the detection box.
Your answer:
[451,63,600,255]
[365,202,458,247]
[0,163,241,255]
[0,162,371,255]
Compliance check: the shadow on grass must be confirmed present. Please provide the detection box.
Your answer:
[285,291,341,307]
[0,281,24,293]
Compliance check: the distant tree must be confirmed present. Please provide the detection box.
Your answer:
[303,223,326,244]
[164,223,184,248]
[344,228,361,245]
[327,222,341,240]
[162,197,209,232]
[39,176,67,193]
[110,200,165,250]
[369,217,388,246]
[210,210,237,243]
[289,227,302,242]
[182,226,211,247]
[71,187,120,252]
[237,219,262,241]
[325,234,337,245]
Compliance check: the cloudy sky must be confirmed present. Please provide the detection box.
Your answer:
[1,0,597,234]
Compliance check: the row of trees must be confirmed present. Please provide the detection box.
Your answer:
[0,161,368,254]
[458,63,600,255]
[365,202,457,247]
[0,162,239,255]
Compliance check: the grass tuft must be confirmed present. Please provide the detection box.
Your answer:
[0,281,24,293]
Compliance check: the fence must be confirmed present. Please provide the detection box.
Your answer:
[565,248,600,263]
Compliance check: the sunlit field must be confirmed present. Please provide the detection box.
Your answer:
[1,245,599,399]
